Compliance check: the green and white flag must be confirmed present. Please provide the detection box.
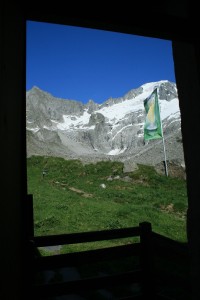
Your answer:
[144,88,163,140]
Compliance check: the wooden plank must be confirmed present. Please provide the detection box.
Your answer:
[33,225,141,247]
[34,243,141,270]
[32,270,142,297]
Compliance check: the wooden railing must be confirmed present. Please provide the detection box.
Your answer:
[29,222,155,299]
[151,232,190,299]
[27,194,190,299]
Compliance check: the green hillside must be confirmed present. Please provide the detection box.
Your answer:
[27,155,188,252]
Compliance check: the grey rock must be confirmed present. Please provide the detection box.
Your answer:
[26,81,184,173]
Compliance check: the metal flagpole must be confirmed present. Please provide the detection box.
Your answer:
[157,88,168,176]
[162,134,168,176]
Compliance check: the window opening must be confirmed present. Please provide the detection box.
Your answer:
[26,20,188,251]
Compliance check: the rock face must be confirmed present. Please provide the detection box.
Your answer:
[26,80,185,172]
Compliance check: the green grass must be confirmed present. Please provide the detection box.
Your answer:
[27,155,188,248]
[28,156,190,299]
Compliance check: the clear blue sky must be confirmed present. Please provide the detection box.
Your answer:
[26,20,176,104]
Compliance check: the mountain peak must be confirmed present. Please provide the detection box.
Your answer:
[26,80,183,168]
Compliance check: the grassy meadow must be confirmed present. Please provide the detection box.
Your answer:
[27,155,188,252]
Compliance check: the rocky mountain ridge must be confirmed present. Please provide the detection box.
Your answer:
[26,80,185,177]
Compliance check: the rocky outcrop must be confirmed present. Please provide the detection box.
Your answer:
[26,80,185,169]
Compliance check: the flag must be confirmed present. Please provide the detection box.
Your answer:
[144,88,163,140]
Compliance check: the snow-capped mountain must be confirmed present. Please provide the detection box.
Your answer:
[26,80,184,169]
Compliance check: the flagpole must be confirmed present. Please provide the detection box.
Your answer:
[162,134,168,176]
[157,88,168,177]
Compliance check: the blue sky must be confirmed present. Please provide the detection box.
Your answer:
[26,20,176,104]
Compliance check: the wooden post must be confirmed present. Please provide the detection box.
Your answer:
[139,221,155,298]
[27,194,34,238]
